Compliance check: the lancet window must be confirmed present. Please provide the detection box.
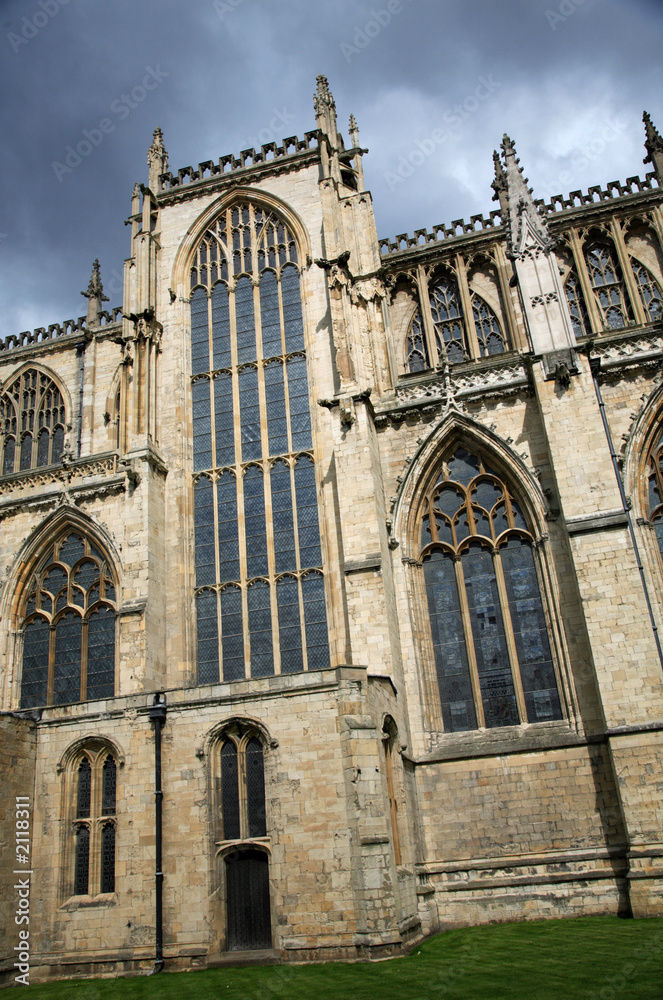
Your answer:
[19,532,116,708]
[1,369,65,476]
[72,747,117,897]
[190,201,330,684]
[420,446,562,733]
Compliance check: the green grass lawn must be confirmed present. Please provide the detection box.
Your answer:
[22,916,663,1000]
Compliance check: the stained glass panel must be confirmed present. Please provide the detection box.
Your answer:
[302,572,330,670]
[212,282,232,369]
[221,586,244,681]
[74,825,90,895]
[214,373,235,468]
[87,607,115,700]
[190,287,209,375]
[248,581,273,678]
[20,616,49,708]
[221,740,240,840]
[424,550,476,732]
[77,758,91,818]
[276,576,303,674]
[246,738,267,837]
[244,466,268,578]
[101,823,115,893]
[53,611,82,706]
[196,590,219,684]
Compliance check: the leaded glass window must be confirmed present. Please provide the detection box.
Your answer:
[565,272,591,338]
[420,446,562,732]
[406,310,429,372]
[71,747,118,897]
[631,259,663,323]
[190,202,330,684]
[218,729,267,842]
[19,532,116,708]
[585,242,632,331]
[471,295,505,357]
[1,368,66,476]
[430,276,468,364]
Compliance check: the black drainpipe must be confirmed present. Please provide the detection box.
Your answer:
[589,353,663,673]
[148,692,167,974]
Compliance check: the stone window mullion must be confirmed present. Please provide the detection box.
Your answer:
[569,228,603,333]
[610,218,647,326]
[492,547,528,722]
[416,265,438,367]
[453,554,485,729]
[455,254,480,360]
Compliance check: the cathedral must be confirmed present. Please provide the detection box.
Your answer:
[1,76,663,982]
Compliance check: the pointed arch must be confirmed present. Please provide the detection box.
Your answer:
[394,415,567,734]
[170,187,312,297]
[2,507,121,710]
[392,412,549,559]
[0,364,71,475]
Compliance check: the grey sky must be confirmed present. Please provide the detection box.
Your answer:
[1,0,661,335]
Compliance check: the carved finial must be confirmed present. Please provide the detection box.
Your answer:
[147,126,168,192]
[313,74,339,144]
[81,259,109,326]
[499,133,553,258]
[643,111,663,182]
[349,113,359,145]
[314,75,335,116]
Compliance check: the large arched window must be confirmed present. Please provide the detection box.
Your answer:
[1,368,66,475]
[19,531,116,708]
[190,201,330,684]
[420,446,562,733]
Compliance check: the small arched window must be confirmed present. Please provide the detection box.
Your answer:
[584,242,632,331]
[19,531,117,708]
[218,729,267,841]
[1,368,66,476]
[72,748,117,897]
[420,446,562,733]
[470,294,505,357]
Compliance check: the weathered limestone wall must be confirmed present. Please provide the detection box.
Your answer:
[0,714,36,983]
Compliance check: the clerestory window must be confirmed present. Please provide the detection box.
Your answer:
[1,368,65,475]
[190,201,330,684]
[406,284,505,374]
[584,242,632,331]
[420,446,562,733]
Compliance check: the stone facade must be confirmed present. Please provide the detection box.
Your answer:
[1,80,663,983]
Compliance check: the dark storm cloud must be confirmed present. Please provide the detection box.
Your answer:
[0,0,661,335]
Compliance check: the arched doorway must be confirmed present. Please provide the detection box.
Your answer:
[225,848,271,950]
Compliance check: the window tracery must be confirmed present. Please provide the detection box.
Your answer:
[71,747,117,897]
[631,258,663,323]
[216,724,267,842]
[1,369,65,476]
[471,294,506,356]
[564,272,591,338]
[19,532,116,708]
[190,201,330,684]
[430,275,468,364]
[584,242,632,331]
[420,446,562,733]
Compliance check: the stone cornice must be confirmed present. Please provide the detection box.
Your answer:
[0,452,126,519]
